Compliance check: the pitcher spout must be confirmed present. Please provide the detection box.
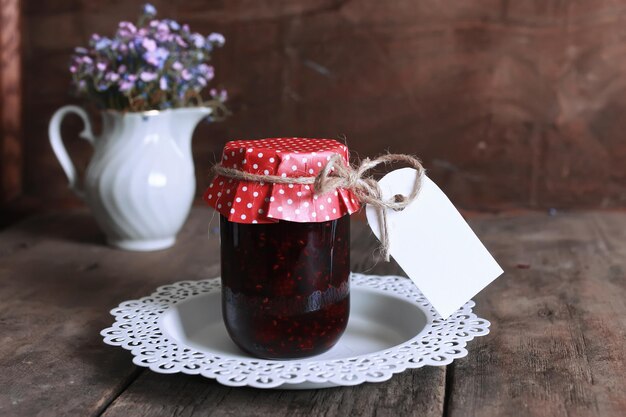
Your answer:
[171,107,212,152]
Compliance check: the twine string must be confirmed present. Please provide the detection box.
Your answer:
[210,153,425,261]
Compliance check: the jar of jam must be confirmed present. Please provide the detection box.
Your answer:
[205,138,361,359]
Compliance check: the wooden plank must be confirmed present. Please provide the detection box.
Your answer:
[2,209,626,416]
[446,212,626,417]
[0,209,221,416]
[0,208,447,416]
[100,368,445,417]
[0,0,22,204]
[100,221,447,417]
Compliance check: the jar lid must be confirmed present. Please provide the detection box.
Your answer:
[204,138,361,223]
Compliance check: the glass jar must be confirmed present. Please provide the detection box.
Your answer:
[220,214,350,359]
[205,138,361,359]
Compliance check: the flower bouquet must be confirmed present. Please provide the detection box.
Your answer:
[69,3,227,114]
[49,4,229,251]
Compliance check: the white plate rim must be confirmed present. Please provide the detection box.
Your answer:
[101,273,490,389]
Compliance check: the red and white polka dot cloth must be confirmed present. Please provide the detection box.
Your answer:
[204,138,361,224]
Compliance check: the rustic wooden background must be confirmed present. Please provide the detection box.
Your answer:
[4,0,626,221]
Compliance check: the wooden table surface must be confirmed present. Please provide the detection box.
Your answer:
[0,208,624,417]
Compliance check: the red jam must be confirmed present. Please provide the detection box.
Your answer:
[220,214,350,359]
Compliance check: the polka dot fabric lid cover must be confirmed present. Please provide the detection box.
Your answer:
[204,138,361,224]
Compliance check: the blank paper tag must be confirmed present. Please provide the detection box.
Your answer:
[366,168,503,319]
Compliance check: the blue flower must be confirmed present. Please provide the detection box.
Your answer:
[142,3,157,17]
[96,81,109,92]
[165,19,180,31]
[95,38,112,51]
[207,32,225,47]
[198,63,214,80]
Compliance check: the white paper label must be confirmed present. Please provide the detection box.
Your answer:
[366,168,503,319]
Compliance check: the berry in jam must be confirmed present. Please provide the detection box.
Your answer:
[220,214,350,359]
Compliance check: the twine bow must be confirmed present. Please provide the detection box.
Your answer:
[210,153,425,261]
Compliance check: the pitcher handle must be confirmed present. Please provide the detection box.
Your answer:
[48,105,95,200]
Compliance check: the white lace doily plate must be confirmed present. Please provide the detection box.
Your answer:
[101,273,490,389]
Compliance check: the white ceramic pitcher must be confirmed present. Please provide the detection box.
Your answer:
[49,106,211,251]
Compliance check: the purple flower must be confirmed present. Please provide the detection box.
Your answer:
[140,71,158,82]
[191,33,205,48]
[195,65,214,83]
[118,80,134,92]
[207,33,225,47]
[106,72,120,82]
[157,22,169,34]
[153,30,170,43]
[70,2,227,113]
[142,3,157,17]
[142,38,157,52]
[118,21,137,37]
[210,88,228,102]
[144,47,169,67]
[175,35,188,48]
[198,64,214,79]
